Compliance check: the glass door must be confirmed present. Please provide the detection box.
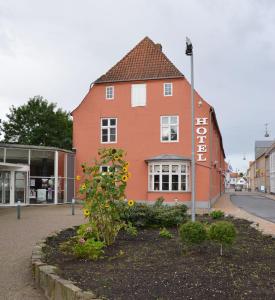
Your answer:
[15,172,27,203]
[0,171,11,204]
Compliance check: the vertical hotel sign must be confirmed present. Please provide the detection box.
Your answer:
[195,118,208,162]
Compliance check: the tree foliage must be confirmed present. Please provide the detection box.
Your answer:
[0,96,72,149]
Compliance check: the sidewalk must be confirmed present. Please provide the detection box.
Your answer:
[213,193,275,237]
[0,205,84,300]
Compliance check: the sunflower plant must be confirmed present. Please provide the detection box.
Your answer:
[78,148,131,246]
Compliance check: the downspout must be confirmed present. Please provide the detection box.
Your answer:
[209,107,213,209]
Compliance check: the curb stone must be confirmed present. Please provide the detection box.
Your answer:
[31,231,101,300]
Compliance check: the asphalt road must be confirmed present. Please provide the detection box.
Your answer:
[231,194,275,223]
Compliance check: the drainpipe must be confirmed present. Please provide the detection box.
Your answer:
[209,108,213,209]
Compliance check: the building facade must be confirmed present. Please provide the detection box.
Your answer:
[72,37,226,208]
[0,144,75,205]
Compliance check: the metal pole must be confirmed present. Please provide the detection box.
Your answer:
[190,52,196,222]
[17,200,21,220]
[72,198,75,216]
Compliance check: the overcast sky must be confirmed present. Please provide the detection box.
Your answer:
[0,0,274,171]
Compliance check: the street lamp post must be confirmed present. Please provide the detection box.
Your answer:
[186,37,196,222]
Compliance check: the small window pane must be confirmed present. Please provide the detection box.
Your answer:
[170,116,177,124]
[154,175,160,190]
[162,165,169,172]
[110,135,116,142]
[102,135,108,142]
[181,175,186,191]
[102,119,108,126]
[110,119,116,126]
[172,175,179,190]
[162,127,169,141]
[181,165,186,173]
[101,166,108,172]
[162,117,169,125]
[162,175,169,190]
[172,165,178,173]
[154,165,160,173]
[110,128,116,135]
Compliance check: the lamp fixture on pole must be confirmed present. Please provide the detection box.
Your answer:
[186,37,196,222]
[264,123,270,138]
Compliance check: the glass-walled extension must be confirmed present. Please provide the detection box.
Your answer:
[0,144,75,205]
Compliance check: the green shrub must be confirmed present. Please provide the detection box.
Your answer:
[124,222,138,236]
[119,202,187,228]
[73,238,105,260]
[76,223,97,240]
[159,227,173,239]
[209,221,237,256]
[210,210,225,219]
[179,221,207,246]
[153,197,165,207]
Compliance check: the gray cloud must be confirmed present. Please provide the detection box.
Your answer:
[0,0,275,171]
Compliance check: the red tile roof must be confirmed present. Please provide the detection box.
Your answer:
[94,37,184,84]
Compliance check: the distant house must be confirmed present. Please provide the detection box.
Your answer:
[72,37,226,208]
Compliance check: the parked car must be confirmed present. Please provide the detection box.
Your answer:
[235,185,243,192]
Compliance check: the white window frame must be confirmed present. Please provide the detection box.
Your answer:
[100,118,117,144]
[164,83,173,96]
[160,115,179,142]
[148,161,190,192]
[106,86,114,100]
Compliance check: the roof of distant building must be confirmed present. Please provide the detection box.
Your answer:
[255,140,274,159]
[94,37,184,84]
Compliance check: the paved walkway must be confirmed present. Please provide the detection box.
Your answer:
[0,205,84,300]
[214,192,275,236]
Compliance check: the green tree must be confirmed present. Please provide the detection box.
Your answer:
[0,96,72,149]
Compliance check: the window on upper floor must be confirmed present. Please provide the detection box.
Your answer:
[164,83,173,96]
[131,84,146,107]
[101,118,117,143]
[160,116,179,142]
[148,162,190,192]
[106,86,114,100]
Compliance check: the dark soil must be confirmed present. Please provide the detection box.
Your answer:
[43,216,275,300]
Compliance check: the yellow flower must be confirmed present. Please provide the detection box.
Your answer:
[125,162,129,167]
[81,183,87,190]
[83,208,90,217]
[114,154,119,161]
[76,175,81,181]
[105,203,110,208]
[127,199,135,207]
[122,175,128,182]
[123,167,128,173]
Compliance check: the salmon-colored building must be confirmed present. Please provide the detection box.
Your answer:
[72,37,226,208]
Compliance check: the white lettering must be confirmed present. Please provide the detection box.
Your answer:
[196,127,207,135]
[197,153,207,161]
[195,118,208,126]
[197,145,207,153]
[197,135,207,144]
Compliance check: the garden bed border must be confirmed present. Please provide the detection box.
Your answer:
[31,230,101,300]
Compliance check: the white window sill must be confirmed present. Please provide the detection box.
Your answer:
[148,190,190,193]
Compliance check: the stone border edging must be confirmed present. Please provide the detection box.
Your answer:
[31,231,101,300]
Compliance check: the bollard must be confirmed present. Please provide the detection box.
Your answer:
[17,200,21,220]
[72,198,75,216]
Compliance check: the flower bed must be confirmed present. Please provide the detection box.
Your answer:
[42,216,275,299]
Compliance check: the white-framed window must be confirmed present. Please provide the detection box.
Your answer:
[160,116,179,142]
[106,86,114,100]
[101,118,117,143]
[164,83,173,96]
[131,84,146,107]
[100,166,109,173]
[148,162,190,192]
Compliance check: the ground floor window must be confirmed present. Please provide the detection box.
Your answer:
[148,161,190,192]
